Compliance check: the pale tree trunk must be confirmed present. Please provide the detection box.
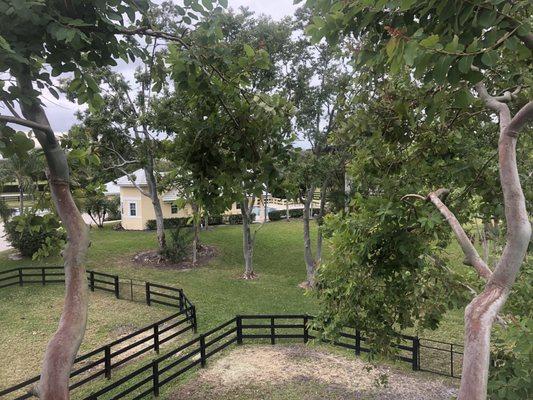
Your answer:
[424,87,532,400]
[16,175,24,212]
[192,203,200,265]
[15,71,90,400]
[302,187,316,288]
[143,163,165,251]
[315,181,328,263]
[241,196,256,279]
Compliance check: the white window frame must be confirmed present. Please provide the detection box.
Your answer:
[122,197,141,219]
[171,204,178,214]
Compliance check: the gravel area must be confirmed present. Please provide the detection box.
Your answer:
[169,344,458,400]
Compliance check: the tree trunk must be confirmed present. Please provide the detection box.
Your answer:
[302,187,316,288]
[241,197,256,279]
[455,88,532,400]
[17,71,90,400]
[192,203,200,265]
[144,164,165,251]
[286,198,290,221]
[316,181,328,263]
[17,176,24,212]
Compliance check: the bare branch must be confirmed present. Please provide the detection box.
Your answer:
[118,167,150,198]
[505,101,533,137]
[2,100,21,119]
[0,114,54,135]
[426,189,493,280]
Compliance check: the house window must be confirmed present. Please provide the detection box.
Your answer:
[236,203,241,209]
[129,202,137,217]
[171,204,178,214]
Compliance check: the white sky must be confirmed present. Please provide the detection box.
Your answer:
[38,0,299,134]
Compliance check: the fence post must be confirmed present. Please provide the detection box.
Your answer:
[270,317,275,345]
[146,282,151,306]
[114,275,120,299]
[152,360,160,397]
[18,268,23,286]
[355,329,361,356]
[199,335,206,367]
[41,268,46,285]
[178,289,184,311]
[89,271,95,292]
[236,316,243,345]
[104,345,112,379]
[303,315,309,343]
[154,323,160,353]
[412,337,420,371]
[191,305,198,333]
[450,343,454,378]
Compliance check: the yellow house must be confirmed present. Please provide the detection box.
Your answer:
[116,169,243,230]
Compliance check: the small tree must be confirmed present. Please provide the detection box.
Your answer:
[305,1,532,398]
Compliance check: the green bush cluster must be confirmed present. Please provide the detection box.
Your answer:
[146,217,191,230]
[206,215,224,225]
[5,211,66,260]
[160,227,192,262]
[228,213,256,225]
[268,208,323,220]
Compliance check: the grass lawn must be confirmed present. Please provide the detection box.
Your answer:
[0,219,468,396]
[0,285,170,387]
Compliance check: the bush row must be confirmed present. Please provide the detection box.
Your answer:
[146,213,255,230]
[268,208,322,221]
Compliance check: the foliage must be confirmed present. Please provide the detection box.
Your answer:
[228,213,256,225]
[146,217,191,230]
[315,195,467,351]
[0,199,13,222]
[81,184,119,228]
[4,211,65,260]
[206,214,224,226]
[106,196,121,221]
[160,227,193,263]
[268,210,283,221]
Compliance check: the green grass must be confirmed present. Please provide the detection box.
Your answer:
[0,285,170,387]
[0,220,467,397]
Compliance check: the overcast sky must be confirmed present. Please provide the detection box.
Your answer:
[40,0,299,134]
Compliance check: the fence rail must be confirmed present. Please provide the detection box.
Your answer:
[0,267,197,399]
[81,314,462,400]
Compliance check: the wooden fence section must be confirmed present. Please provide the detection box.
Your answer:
[0,267,197,400]
[81,314,462,400]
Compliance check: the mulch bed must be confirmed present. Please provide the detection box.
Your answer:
[132,244,218,270]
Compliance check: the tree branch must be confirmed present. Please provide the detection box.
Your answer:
[505,101,533,137]
[427,189,493,280]
[0,114,54,135]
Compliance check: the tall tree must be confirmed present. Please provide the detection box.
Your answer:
[304,1,532,398]
[0,0,229,396]
[164,10,294,278]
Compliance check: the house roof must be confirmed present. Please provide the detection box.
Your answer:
[104,180,120,196]
[115,168,148,187]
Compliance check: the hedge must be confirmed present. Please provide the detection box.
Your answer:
[268,208,323,220]
[146,217,191,230]
[228,213,256,225]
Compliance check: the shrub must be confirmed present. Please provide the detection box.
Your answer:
[207,214,223,226]
[5,211,66,260]
[106,196,121,221]
[288,209,303,218]
[268,210,283,221]
[228,213,256,225]
[146,217,191,230]
[160,227,192,263]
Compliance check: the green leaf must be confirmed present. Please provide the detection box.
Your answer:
[219,0,228,7]
[481,50,498,67]
[458,55,473,73]
[386,37,398,58]
[453,89,471,108]
[243,44,255,57]
[419,34,439,49]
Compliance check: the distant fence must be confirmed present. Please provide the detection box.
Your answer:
[79,314,463,400]
[0,266,197,399]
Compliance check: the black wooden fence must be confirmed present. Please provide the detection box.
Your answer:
[0,267,197,399]
[78,315,463,400]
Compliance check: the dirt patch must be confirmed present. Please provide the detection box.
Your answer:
[133,244,218,270]
[170,344,458,400]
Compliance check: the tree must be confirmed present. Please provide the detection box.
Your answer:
[0,0,229,396]
[304,1,532,398]
[163,10,294,278]
[284,27,350,287]
[0,150,44,211]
